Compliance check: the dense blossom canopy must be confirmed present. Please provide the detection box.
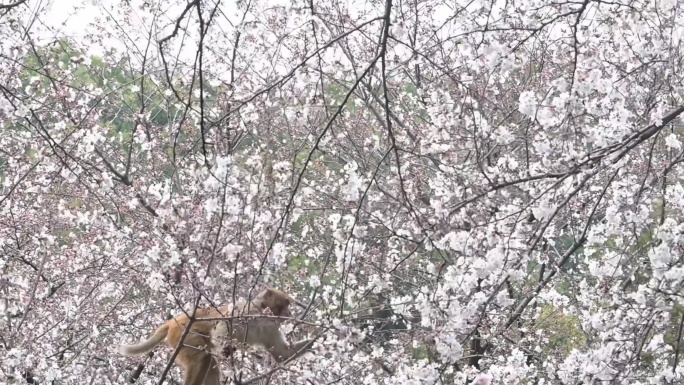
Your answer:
[1,0,684,384]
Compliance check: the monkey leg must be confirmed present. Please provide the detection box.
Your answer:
[180,350,221,385]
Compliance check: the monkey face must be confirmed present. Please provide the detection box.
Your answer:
[275,303,292,318]
[260,288,294,319]
[268,298,292,318]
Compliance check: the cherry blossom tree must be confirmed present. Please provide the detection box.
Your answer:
[2,0,684,384]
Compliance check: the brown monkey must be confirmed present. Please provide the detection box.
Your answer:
[118,288,317,385]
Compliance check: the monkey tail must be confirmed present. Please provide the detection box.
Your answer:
[119,323,169,356]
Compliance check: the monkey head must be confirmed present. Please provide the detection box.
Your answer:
[258,288,295,318]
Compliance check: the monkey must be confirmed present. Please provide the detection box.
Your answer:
[355,292,412,346]
[118,288,318,385]
[209,290,318,364]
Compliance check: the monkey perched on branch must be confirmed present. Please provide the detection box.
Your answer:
[118,288,318,385]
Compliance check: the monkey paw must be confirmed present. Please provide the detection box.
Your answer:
[222,344,237,357]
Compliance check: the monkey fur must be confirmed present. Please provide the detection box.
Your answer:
[118,288,317,385]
